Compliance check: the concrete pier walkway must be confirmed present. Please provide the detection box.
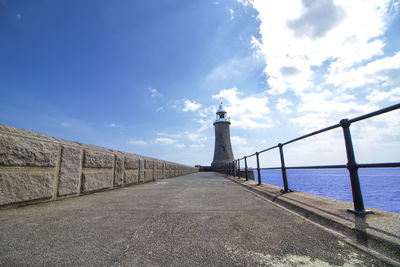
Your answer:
[0,172,392,266]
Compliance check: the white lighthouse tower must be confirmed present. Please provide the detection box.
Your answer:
[211,103,235,172]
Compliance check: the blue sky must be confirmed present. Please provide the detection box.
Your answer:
[1,0,399,167]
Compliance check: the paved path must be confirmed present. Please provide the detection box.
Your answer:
[0,172,390,266]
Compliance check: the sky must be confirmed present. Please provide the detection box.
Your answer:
[1,0,399,167]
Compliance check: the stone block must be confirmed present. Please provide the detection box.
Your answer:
[0,172,54,205]
[144,170,153,182]
[81,171,112,192]
[154,170,162,179]
[0,134,58,167]
[145,160,154,169]
[83,150,113,168]
[156,161,163,169]
[124,157,139,169]
[124,170,138,185]
[58,146,81,196]
[138,159,144,182]
[114,155,124,187]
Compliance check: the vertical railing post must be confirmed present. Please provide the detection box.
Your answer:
[340,119,371,214]
[244,156,248,181]
[235,160,238,177]
[256,152,261,185]
[238,159,241,178]
[233,161,236,177]
[278,143,291,193]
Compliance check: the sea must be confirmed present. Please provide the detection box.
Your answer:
[251,168,400,214]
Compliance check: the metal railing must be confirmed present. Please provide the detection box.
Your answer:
[227,103,400,214]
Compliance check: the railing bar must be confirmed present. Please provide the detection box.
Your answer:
[282,124,340,146]
[259,167,281,170]
[285,165,346,169]
[349,103,400,124]
[260,163,400,170]
[260,165,348,170]
[358,162,400,168]
[259,145,279,154]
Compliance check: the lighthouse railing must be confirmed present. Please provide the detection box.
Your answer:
[231,103,400,214]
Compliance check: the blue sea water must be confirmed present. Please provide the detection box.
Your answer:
[251,168,400,214]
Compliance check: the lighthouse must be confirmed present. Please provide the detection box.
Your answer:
[211,103,235,172]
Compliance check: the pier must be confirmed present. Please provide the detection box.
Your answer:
[0,172,398,266]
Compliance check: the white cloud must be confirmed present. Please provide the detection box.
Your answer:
[326,51,400,90]
[128,140,147,145]
[149,87,162,97]
[231,136,247,145]
[176,143,186,149]
[195,118,213,132]
[190,144,205,150]
[212,88,273,129]
[251,0,391,95]
[109,123,116,127]
[366,87,400,103]
[276,98,293,113]
[229,8,234,20]
[60,122,70,127]
[237,0,252,7]
[186,132,207,144]
[290,90,378,132]
[182,99,202,112]
[246,0,400,148]
[157,132,182,138]
[153,137,176,145]
[286,0,345,39]
[206,54,264,82]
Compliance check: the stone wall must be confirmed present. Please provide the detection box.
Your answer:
[238,170,255,180]
[0,124,198,207]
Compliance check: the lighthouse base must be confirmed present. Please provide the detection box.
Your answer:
[211,162,234,173]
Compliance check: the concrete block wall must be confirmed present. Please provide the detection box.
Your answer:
[0,124,198,207]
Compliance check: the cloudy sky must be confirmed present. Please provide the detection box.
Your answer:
[1,0,399,167]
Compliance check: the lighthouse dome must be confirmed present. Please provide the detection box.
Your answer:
[215,102,229,123]
[216,102,226,114]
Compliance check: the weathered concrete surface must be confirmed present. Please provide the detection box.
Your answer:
[0,172,390,266]
[226,175,400,264]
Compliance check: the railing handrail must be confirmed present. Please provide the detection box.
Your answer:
[230,102,400,214]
